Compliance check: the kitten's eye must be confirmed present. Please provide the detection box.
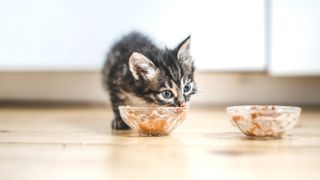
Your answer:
[161,90,173,99]
[183,83,192,93]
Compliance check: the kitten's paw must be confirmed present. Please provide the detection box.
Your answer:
[112,119,130,130]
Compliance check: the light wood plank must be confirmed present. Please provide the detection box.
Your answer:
[0,106,320,180]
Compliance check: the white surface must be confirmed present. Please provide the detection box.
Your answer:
[190,0,266,71]
[0,0,265,71]
[270,0,320,75]
[0,0,176,70]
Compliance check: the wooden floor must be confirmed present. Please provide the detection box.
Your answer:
[0,105,320,180]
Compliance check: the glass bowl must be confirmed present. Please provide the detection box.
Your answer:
[226,105,301,139]
[119,106,188,136]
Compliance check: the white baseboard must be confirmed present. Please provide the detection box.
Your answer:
[1,71,320,106]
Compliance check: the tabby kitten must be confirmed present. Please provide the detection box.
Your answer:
[102,32,197,130]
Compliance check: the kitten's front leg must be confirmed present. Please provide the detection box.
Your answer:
[111,105,130,130]
[112,116,130,130]
[109,92,131,130]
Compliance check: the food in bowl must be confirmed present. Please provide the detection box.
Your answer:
[119,106,188,136]
[226,105,301,138]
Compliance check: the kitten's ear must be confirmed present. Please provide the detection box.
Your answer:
[129,52,159,81]
[176,35,193,64]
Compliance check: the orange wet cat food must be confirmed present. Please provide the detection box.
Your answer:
[231,106,284,138]
[126,109,169,136]
[121,106,188,136]
[138,119,167,135]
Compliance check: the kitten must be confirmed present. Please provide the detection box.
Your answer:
[102,32,197,130]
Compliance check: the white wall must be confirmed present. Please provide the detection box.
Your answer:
[270,0,320,75]
[1,0,320,105]
[0,0,265,71]
[0,0,177,70]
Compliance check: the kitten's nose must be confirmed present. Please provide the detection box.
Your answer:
[177,94,186,107]
[179,101,186,107]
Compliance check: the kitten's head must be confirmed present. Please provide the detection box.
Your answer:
[129,36,197,107]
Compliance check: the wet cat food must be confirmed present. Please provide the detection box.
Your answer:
[226,105,301,139]
[119,106,188,136]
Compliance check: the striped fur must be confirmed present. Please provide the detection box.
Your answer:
[102,32,197,129]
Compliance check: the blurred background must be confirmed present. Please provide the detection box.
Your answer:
[1,0,320,106]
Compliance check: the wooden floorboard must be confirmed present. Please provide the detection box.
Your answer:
[0,106,319,180]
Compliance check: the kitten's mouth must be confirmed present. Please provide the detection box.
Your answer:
[169,102,189,108]
[179,102,187,107]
